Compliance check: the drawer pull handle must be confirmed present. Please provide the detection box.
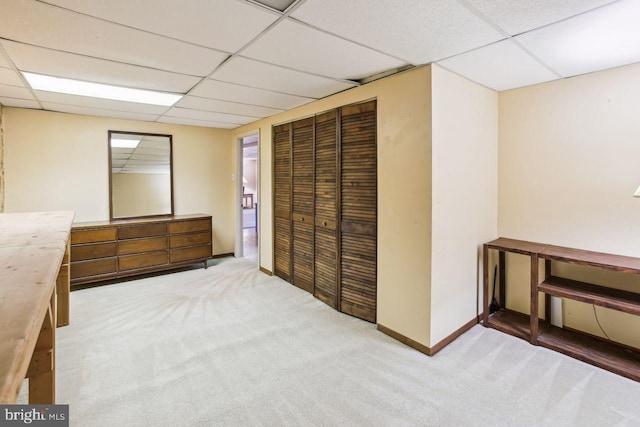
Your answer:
[300,217,304,222]
[322,221,327,226]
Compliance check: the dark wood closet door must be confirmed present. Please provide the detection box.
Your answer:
[314,110,339,308]
[273,123,292,281]
[291,117,315,293]
[340,100,377,323]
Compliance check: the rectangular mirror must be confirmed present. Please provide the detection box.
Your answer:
[109,130,173,220]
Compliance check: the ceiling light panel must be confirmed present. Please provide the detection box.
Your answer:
[2,40,200,93]
[156,116,238,129]
[41,102,160,122]
[0,0,228,76]
[437,40,559,91]
[516,0,640,78]
[212,56,357,98]
[0,97,39,109]
[465,0,617,35]
[190,79,314,110]
[0,66,23,87]
[243,19,407,80]
[176,96,284,118]
[291,0,504,64]
[26,73,181,106]
[34,90,171,114]
[42,0,279,53]
[0,83,35,100]
[164,107,257,125]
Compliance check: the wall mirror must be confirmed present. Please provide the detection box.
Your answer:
[108,130,173,220]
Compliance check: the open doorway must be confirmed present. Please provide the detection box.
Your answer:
[241,135,259,260]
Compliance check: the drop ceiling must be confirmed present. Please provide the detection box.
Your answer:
[0,0,638,129]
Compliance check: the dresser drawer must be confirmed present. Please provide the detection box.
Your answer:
[169,219,211,235]
[118,223,167,240]
[119,251,168,271]
[170,231,211,249]
[170,245,211,263]
[71,242,117,262]
[71,228,117,244]
[71,257,117,279]
[118,236,168,255]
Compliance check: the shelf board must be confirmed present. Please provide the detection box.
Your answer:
[485,238,546,255]
[540,245,640,274]
[538,325,640,382]
[486,309,531,342]
[539,276,640,316]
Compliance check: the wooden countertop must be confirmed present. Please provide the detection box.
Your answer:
[0,211,74,403]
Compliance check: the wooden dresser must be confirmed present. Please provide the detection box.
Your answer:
[70,214,212,285]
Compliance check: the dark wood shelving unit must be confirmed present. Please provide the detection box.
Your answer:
[538,324,640,382]
[483,237,640,382]
[539,276,640,316]
[486,309,532,342]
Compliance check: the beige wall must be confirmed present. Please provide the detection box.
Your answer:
[430,65,498,345]
[499,62,640,348]
[232,66,434,347]
[0,104,4,212]
[3,108,235,254]
[112,172,171,218]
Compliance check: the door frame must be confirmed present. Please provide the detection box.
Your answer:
[235,129,260,259]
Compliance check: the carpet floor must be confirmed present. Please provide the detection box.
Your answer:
[35,257,640,426]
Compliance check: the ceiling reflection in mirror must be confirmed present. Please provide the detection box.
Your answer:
[109,131,173,220]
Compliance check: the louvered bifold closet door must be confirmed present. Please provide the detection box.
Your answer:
[340,100,377,323]
[273,123,292,281]
[291,117,315,293]
[313,110,339,308]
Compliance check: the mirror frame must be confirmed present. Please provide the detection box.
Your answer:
[108,130,174,221]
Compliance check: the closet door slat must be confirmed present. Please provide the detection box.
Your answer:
[273,123,292,281]
[340,100,377,323]
[291,117,315,293]
[314,110,339,308]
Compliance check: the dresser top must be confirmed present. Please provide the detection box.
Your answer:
[72,213,211,229]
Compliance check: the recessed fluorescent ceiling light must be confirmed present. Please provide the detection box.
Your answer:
[111,138,140,148]
[22,72,182,106]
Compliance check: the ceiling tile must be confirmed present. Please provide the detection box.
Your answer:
[2,40,201,93]
[212,56,356,98]
[437,40,559,91]
[0,0,228,76]
[0,51,10,68]
[243,19,407,80]
[164,107,257,125]
[156,116,238,129]
[42,0,279,52]
[516,0,640,78]
[41,102,160,122]
[0,97,40,109]
[465,0,617,35]
[291,0,504,64]
[176,96,284,118]
[190,79,313,110]
[35,91,170,115]
[0,83,34,100]
[0,66,23,87]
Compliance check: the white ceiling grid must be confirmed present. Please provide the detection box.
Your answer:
[0,0,637,128]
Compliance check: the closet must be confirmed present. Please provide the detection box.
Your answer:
[273,100,377,323]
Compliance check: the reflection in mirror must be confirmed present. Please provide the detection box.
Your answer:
[109,131,173,220]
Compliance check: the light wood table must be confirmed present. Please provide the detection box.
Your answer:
[0,211,74,404]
